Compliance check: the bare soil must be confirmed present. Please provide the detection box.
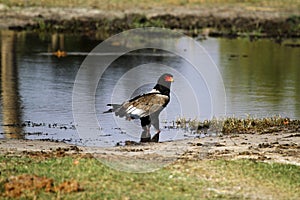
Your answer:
[1,132,299,168]
[4,174,82,198]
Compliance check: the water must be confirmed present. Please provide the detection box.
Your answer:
[217,38,300,118]
[0,30,299,145]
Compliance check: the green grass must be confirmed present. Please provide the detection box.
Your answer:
[0,155,299,199]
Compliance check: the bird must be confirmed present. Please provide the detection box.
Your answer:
[53,50,67,57]
[103,73,174,143]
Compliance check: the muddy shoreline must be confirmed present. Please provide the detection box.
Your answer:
[1,131,299,169]
[1,5,300,38]
[1,118,299,168]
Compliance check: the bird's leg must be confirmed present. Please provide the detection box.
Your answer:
[150,113,160,142]
[140,116,151,143]
[140,125,151,143]
[151,129,160,143]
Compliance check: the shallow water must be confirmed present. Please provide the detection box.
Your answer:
[0,30,299,145]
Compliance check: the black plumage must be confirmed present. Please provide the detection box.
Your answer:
[104,73,174,142]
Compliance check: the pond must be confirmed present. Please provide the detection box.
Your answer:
[0,30,299,145]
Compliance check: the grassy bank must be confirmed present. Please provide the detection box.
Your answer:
[0,154,299,199]
[1,0,300,11]
[1,0,300,38]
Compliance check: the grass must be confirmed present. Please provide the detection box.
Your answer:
[174,116,300,134]
[0,154,299,199]
[1,0,299,37]
[1,0,300,11]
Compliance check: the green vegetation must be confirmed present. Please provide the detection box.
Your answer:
[1,0,299,37]
[0,154,299,199]
[175,116,300,134]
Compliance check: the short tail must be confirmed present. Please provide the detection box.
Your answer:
[103,104,121,113]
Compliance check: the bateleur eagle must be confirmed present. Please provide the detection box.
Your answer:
[104,73,174,142]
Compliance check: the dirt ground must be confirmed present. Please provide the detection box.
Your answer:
[1,132,299,171]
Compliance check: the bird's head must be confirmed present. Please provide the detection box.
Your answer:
[158,73,173,82]
[158,73,174,86]
[154,73,174,95]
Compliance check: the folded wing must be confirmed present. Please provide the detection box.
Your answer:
[114,93,169,119]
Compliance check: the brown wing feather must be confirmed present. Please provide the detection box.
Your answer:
[116,93,169,118]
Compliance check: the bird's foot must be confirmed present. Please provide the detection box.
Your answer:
[140,130,151,143]
[140,137,151,143]
[151,131,161,143]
